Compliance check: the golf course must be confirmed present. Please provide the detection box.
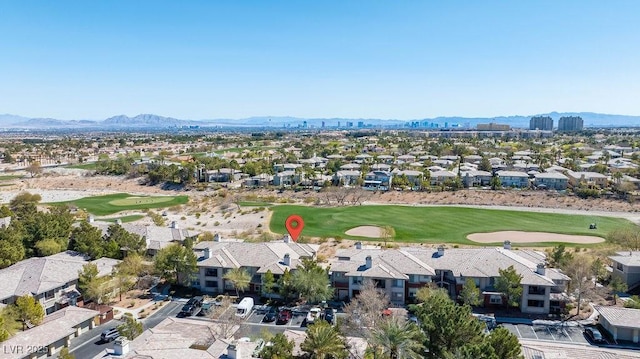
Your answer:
[54,193,188,215]
[269,205,634,246]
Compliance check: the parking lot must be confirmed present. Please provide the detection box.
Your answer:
[246,306,310,327]
[502,323,590,344]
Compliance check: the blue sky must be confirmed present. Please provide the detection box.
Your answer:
[1,1,639,120]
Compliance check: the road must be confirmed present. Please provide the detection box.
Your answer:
[59,301,182,359]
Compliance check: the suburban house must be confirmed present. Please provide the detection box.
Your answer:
[393,169,424,187]
[565,171,608,188]
[0,251,120,315]
[461,170,493,187]
[609,251,640,290]
[534,172,569,190]
[243,173,273,188]
[496,170,530,188]
[329,242,570,314]
[363,171,393,191]
[88,220,199,256]
[429,170,457,186]
[333,170,362,186]
[206,168,244,183]
[192,237,319,295]
[595,306,640,344]
[2,306,99,359]
[272,170,303,187]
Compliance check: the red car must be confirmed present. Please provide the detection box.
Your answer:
[276,309,292,325]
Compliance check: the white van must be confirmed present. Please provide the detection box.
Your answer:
[235,297,254,318]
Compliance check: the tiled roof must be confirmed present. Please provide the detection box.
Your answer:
[89,222,198,251]
[596,306,640,329]
[609,252,640,267]
[0,251,120,301]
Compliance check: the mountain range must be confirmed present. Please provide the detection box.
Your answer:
[0,112,638,130]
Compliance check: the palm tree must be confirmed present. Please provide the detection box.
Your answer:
[223,268,251,297]
[301,321,347,359]
[371,316,425,359]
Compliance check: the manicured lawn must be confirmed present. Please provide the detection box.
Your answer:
[53,193,188,215]
[269,205,633,246]
[65,162,97,170]
[98,215,145,223]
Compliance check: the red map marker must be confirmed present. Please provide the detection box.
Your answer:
[285,214,304,242]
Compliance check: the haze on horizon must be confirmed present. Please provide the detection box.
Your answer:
[1,1,639,121]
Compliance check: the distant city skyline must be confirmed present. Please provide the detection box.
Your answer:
[1,1,640,120]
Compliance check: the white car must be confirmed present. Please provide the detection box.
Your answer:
[306,307,322,324]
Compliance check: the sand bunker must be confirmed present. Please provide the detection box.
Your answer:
[467,231,605,244]
[345,226,384,238]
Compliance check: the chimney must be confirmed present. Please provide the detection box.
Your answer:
[365,255,372,269]
[503,240,511,250]
[213,233,221,242]
[283,253,291,266]
[113,337,130,356]
[536,263,546,276]
[203,248,210,260]
[283,234,291,243]
[171,221,178,229]
[88,215,94,223]
[115,218,122,225]
[227,343,239,359]
[355,241,362,249]
[437,246,445,257]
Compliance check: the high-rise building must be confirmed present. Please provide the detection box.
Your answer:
[530,116,553,131]
[558,116,584,132]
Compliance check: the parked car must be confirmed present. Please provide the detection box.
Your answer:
[306,307,322,324]
[197,302,214,317]
[101,327,120,343]
[277,309,292,325]
[263,307,278,323]
[584,327,606,344]
[322,308,335,324]
[236,297,255,318]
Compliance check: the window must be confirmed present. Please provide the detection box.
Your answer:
[352,277,363,285]
[527,300,545,308]
[489,295,502,305]
[393,292,403,299]
[205,268,218,277]
[45,290,55,300]
[528,286,545,295]
[409,275,418,283]
[616,263,624,271]
[392,279,403,288]
[375,280,386,289]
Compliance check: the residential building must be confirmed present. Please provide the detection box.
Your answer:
[477,123,511,131]
[595,306,640,343]
[496,170,530,188]
[565,170,608,188]
[272,170,302,187]
[89,220,199,256]
[534,172,569,190]
[2,306,99,359]
[206,168,243,183]
[558,116,584,132]
[461,170,493,187]
[329,243,570,314]
[363,171,393,191]
[530,116,554,131]
[429,170,457,186]
[609,251,640,290]
[333,170,362,186]
[193,237,319,295]
[393,169,424,187]
[0,251,119,315]
[243,173,272,188]
[95,317,260,359]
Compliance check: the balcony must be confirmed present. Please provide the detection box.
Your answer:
[528,287,546,295]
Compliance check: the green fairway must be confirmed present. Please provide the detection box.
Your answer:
[98,215,145,223]
[54,193,188,215]
[270,205,633,246]
[0,175,21,181]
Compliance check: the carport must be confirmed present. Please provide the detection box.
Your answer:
[596,306,640,343]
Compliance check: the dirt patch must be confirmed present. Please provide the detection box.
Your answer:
[467,231,605,244]
[345,225,383,238]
